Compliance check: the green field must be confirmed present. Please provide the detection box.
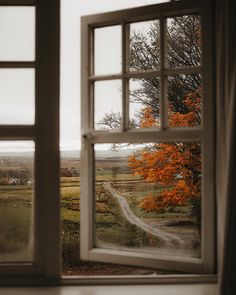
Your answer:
[60,174,162,270]
[0,185,33,261]
[0,158,200,273]
[60,168,200,272]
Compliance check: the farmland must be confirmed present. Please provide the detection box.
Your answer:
[61,155,201,274]
[0,152,200,274]
[0,153,33,262]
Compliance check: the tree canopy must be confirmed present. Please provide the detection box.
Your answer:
[98,15,201,128]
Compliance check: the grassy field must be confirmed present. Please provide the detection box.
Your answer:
[0,185,33,261]
[60,161,156,264]
[60,165,200,270]
[0,157,200,271]
[60,175,163,270]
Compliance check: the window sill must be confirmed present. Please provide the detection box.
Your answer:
[0,283,218,295]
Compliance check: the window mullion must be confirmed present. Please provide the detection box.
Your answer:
[122,22,129,131]
[90,27,95,130]
[0,61,35,68]
[35,0,60,278]
[0,0,36,5]
[87,128,204,144]
[0,125,35,138]
[160,15,168,130]
[89,74,123,81]
[81,16,94,261]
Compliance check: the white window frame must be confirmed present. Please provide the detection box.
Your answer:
[0,0,60,279]
[80,0,215,274]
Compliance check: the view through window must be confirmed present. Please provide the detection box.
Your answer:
[60,0,180,275]
[61,0,214,276]
[0,0,213,277]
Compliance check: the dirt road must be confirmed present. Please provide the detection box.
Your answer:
[103,182,185,248]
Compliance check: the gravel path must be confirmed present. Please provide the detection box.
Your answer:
[103,182,186,248]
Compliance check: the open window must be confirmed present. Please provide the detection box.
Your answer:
[0,0,216,282]
[80,0,214,274]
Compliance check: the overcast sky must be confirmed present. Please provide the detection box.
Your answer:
[0,1,168,151]
[60,0,168,150]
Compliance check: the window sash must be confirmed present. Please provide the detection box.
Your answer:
[0,0,60,277]
[81,0,215,274]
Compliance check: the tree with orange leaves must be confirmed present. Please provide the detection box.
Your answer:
[98,15,202,227]
[128,93,202,228]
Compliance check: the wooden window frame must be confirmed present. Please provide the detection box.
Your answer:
[0,0,60,279]
[80,0,215,274]
[0,0,217,284]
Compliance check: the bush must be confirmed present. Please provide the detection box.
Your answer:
[62,220,80,269]
[62,232,80,269]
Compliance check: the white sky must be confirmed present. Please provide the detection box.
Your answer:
[0,7,35,60]
[0,69,34,124]
[0,1,168,151]
[60,0,168,149]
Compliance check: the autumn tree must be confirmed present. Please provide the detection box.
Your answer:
[99,15,202,227]
[98,15,201,128]
[127,15,202,227]
[128,98,201,227]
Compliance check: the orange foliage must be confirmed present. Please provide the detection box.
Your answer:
[140,106,160,128]
[129,91,201,213]
[169,111,196,127]
[169,90,201,127]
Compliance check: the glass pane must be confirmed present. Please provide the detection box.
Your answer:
[0,141,34,262]
[167,15,201,69]
[0,7,35,61]
[60,150,166,275]
[95,143,201,259]
[0,69,35,125]
[129,77,160,128]
[94,26,121,75]
[168,73,202,127]
[94,80,122,130]
[129,20,160,71]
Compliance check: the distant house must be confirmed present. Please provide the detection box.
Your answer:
[8,178,21,185]
[175,174,184,179]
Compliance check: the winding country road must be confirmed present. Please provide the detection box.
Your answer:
[103,182,185,248]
